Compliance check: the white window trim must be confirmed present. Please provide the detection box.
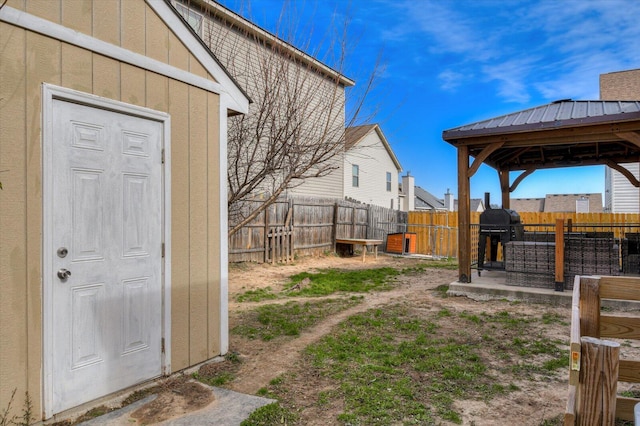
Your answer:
[173,2,204,37]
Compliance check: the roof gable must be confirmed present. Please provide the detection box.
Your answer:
[454,199,485,212]
[345,124,402,171]
[414,186,444,210]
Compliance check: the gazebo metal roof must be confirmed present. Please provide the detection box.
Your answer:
[441,99,640,283]
[443,100,640,172]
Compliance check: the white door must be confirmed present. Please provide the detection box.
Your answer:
[49,99,164,414]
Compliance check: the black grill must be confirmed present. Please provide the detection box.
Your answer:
[478,208,523,272]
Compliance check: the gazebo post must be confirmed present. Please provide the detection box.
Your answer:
[499,169,510,209]
[458,145,472,283]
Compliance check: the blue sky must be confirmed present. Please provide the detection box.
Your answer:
[216,0,640,203]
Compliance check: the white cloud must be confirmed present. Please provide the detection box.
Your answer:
[437,70,467,91]
[368,0,640,103]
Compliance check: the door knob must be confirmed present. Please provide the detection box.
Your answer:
[57,269,72,280]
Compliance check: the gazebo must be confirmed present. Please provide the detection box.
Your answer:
[442,100,640,283]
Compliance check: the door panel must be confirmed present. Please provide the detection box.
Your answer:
[50,100,163,414]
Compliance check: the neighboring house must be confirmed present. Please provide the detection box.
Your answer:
[453,198,486,213]
[174,0,354,200]
[511,194,603,213]
[605,163,640,212]
[398,176,483,212]
[0,0,249,420]
[601,69,640,212]
[343,124,402,208]
[509,198,546,213]
[415,186,446,210]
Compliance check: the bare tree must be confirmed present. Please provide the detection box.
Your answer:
[179,0,380,236]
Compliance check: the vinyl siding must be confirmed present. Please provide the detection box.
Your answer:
[606,163,640,213]
[600,70,640,213]
[343,131,400,208]
[0,1,227,417]
[194,1,347,199]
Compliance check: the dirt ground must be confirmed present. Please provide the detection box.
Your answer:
[127,253,638,425]
[129,376,215,424]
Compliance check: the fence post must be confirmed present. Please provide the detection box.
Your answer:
[264,207,270,263]
[577,337,620,426]
[555,218,565,291]
[579,277,601,338]
[271,226,277,265]
[332,202,339,252]
[367,205,374,240]
[351,206,356,238]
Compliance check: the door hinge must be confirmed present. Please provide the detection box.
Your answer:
[161,243,165,258]
[161,338,165,354]
[161,149,165,164]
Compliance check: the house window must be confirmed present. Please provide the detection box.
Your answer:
[352,165,359,187]
[174,2,203,36]
[386,172,392,192]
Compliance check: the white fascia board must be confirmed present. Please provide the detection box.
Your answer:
[0,3,248,115]
[350,125,402,172]
[147,0,249,114]
[373,125,402,171]
[217,94,231,354]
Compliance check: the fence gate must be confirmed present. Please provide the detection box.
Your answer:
[266,226,294,264]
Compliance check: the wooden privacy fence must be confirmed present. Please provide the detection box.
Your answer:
[231,207,640,263]
[564,275,640,425]
[229,197,407,263]
[408,211,640,259]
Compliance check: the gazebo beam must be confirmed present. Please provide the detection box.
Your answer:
[509,167,536,192]
[605,160,640,188]
[616,131,640,148]
[467,142,504,178]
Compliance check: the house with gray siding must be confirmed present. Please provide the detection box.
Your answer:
[174,0,354,200]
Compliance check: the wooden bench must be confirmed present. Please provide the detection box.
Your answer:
[335,238,383,263]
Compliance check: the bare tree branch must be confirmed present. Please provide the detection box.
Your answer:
[178,0,381,237]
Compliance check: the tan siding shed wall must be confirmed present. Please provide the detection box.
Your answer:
[0,0,225,417]
[0,18,28,418]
